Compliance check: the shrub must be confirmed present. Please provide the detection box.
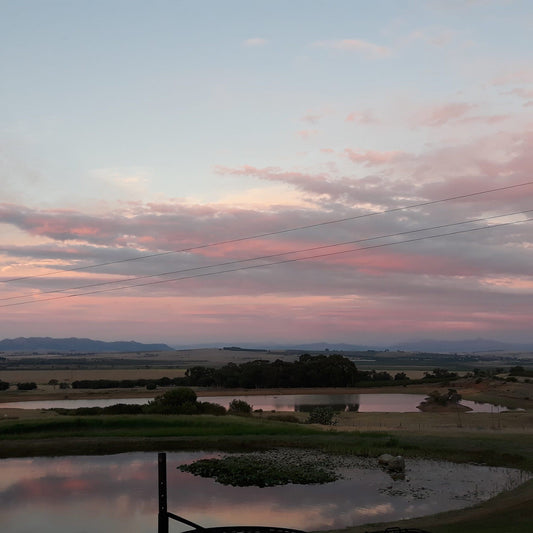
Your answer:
[104,403,144,415]
[228,399,253,415]
[425,388,462,406]
[17,382,37,391]
[0,380,9,391]
[305,406,337,426]
[198,401,226,416]
[144,387,198,414]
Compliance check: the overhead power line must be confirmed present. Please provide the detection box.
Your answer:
[1,208,531,304]
[2,180,532,284]
[1,213,531,308]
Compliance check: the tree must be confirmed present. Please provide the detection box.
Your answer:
[48,379,59,390]
[145,387,198,414]
[426,388,462,406]
[185,366,217,386]
[305,407,337,426]
[509,366,525,376]
[228,399,253,415]
[17,382,37,391]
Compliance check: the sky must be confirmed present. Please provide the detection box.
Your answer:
[1,0,532,347]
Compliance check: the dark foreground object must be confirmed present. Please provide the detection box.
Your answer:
[366,527,429,533]
[180,526,304,533]
[158,452,304,533]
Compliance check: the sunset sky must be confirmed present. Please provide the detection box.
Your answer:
[1,0,532,346]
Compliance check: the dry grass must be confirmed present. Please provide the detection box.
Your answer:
[333,410,533,434]
[0,367,186,385]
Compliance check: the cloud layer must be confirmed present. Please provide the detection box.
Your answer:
[1,1,532,345]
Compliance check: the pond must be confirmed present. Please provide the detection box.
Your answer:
[0,393,516,413]
[0,451,530,533]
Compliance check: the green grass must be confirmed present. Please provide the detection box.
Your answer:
[0,414,319,439]
[1,414,531,471]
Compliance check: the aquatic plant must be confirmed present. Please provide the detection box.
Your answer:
[179,453,338,487]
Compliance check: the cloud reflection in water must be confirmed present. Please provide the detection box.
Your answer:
[0,452,529,533]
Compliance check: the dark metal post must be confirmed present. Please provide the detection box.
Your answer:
[158,452,169,533]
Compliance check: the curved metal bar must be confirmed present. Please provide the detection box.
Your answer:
[179,528,305,533]
[167,511,205,530]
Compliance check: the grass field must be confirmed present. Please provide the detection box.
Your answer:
[0,367,186,384]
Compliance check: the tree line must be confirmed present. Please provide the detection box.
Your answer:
[5,354,524,392]
[184,354,412,388]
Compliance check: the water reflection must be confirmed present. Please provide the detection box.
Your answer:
[0,452,529,533]
[0,393,516,412]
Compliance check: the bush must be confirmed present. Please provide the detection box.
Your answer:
[0,380,9,391]
[104,403,144,415]
[198,401,226,416]
[53,403,144,416]
[144,387,198,414]
[16,382,37,391]
[146,382,157,390]
[228,399,253,415]
[425,388,462,406]
[305,407,337,426]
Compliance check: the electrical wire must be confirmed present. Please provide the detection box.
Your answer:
[2,180,532,284]
[2,213,531,308]
[1,208,531,303]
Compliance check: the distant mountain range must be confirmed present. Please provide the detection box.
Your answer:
[0,337,173,354]
[390,338,533,353]
[1,336,532,355]
[185,338,533,354]
[270,342,379,352]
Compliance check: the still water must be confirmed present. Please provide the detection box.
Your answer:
[0,393,514,412]
[0,451,529,533]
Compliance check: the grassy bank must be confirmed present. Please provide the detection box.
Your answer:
[1,413,532,470]
[1,407,532,532]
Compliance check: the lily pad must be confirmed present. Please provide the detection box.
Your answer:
[178,453,338,487]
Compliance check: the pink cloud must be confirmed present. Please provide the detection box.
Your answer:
[492,68,533,86]
[301,113,322,124]
[503,88,533,99]
[502,87,533,107]
[215,164,376,203]
[412,130,533,190]
[345,110,377,123]
[4,130,533,346]
[243,37,268,47]
[312,39,391,58]
[405,28,455,48]
[415,102,475,127]
[343,148,408,166]
[296,129,318,139]
[457,114,509,125]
